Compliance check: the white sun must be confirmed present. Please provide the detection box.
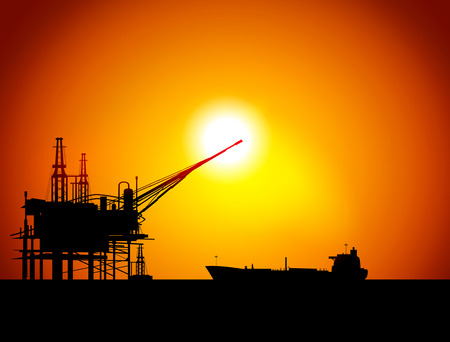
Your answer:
[187,98,267,178]
[202,116,250,165]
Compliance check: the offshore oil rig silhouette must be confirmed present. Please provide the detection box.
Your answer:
[12,137,242,280]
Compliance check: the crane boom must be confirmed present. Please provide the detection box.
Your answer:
[135,140,242,216]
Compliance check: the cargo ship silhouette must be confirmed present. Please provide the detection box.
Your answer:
[206,247,368,281]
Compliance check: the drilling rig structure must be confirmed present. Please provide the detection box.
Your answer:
[12,137,242,280]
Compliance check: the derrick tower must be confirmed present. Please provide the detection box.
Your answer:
[51,137,68,202]
[78,153,89,203]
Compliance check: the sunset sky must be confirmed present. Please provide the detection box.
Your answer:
[1,0,450,279]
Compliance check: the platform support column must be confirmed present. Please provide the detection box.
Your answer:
[88,252,94,280]
[68,251,73,280]
[52,251,62,280]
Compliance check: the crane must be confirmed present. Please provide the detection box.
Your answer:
[134,139,242,218]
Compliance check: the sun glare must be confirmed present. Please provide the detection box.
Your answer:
[187,98,267,177]
[202,116,250,164]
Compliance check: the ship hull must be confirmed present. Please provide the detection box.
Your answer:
[206,266,367,281]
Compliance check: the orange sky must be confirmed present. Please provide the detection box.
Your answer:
[1,0,450,279]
